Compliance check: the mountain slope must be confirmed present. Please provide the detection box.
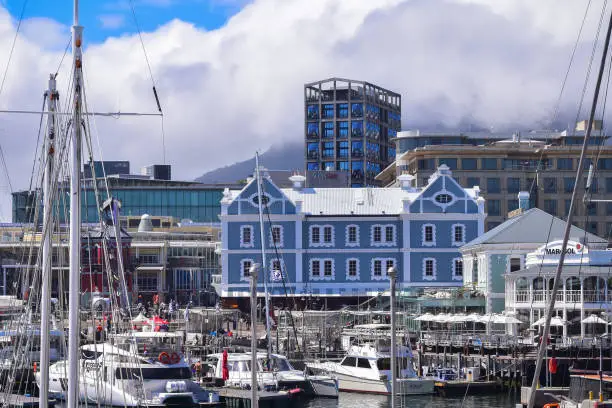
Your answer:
[195,142,303,184]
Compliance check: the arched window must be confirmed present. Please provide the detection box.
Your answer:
[516,278,529,290]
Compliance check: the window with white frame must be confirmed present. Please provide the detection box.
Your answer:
[310,225,334,247]
[371,224,396,247]
[345,225,360,247]
[346,258,359,280]
[240,225,254,248]
[240,259,254,281]
[269,225,283,247]
[371,258,396,280]
[310,259,320,277]
[452,258,463,280]
[310,226,320,245]
[451,224,465,246]
[310,258,334,280]
[422,258,437,280]
[422,224,436,246]
[323,226,333,244]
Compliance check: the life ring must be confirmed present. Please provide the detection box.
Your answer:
[159,352,171,364]
[170,352,181,364]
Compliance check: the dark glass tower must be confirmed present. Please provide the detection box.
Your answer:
[304,78,401,187]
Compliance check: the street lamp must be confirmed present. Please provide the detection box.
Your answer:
[388,266,398,408]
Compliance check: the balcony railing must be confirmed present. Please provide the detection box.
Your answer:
[514,289,604,303]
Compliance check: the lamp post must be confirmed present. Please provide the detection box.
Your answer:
[249,263,260,408]
[388,266,398,408]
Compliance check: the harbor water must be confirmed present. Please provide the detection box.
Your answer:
[306,391,521,408]
[55,392,520,408]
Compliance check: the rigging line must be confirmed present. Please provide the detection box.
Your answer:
[0,0,28,100]
[527,0,602,199]
[528,5,612,408]
[529,0,607,320]
[0,143,13,194]
[127,0,157,88]
[55,37,72,77]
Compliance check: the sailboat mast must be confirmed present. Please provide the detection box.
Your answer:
[526,8,612,408]
[68,0,83,405]
[39,74,58,408]
[255,153,272,358]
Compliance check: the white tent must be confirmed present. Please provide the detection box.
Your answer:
[532,316,568,327]
[414,313,435,322]
[581,314,608,324]
[493,315,522,325]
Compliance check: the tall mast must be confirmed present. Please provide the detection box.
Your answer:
[68,0,83,405]
[255,153,272,359]
[526,8,612,408]
[39,74,58,408]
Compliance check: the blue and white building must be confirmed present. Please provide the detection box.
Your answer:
[217,165,485,306]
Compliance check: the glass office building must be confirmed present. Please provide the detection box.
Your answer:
[12,177,228,224]
[304,78,401,187]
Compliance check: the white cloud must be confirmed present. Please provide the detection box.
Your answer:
[98,14,126,30]
[0,0,607,221]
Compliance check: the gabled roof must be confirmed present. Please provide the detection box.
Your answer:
[461,207,606,250]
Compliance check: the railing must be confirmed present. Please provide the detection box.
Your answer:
[584,290,605,303]
[515,290,529,303]
[513,289,603,303]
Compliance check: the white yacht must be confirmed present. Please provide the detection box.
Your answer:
[36,343,219,406]
[205,352,338,398]
[307,342,434,395]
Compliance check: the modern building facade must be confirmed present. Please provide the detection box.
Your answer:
[0,216,220,307]
[12,175,230,224]
[304,78,401,187]
[459,205,605,313]
[377,128,612,236]
[217,165,485,307]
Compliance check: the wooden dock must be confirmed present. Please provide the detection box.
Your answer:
[1,394,56,408]
[520,386,569,408]
[211,387,307,408]
[434,380,499,397]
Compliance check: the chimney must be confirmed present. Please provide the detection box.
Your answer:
[289,174,306,191]
[397,173,416,192]
[518,191,530,211]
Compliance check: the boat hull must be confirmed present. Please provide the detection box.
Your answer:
[333,372,434,395]
[308,376,339,398]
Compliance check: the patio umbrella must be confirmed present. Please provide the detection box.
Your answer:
[532,316,568,326]
[414,313,435,321]
[450,314,468,323]
[464,313,481,322]
[493,315,522,324]
[581,314,608,324]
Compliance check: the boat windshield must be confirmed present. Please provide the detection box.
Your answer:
[115,367,191,380]
[260,357,293,372]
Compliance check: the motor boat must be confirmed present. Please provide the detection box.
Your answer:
[205,351,338,398]
[36,343,219,406]
[307,342,434,395]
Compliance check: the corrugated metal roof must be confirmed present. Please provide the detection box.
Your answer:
[227,180,480,216]
[282,187,418,215]
[461,208,606,249]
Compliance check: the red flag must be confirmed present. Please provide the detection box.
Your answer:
[222,350,229,381]
[548,357,558,374]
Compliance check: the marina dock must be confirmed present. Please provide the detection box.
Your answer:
[434,380,498,397]
[1,394,56,408]
[212,387,306,408]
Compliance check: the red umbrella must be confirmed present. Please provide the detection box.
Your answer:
[222,350,229,381]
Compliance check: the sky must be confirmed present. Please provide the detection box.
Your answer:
[0,0,610,221]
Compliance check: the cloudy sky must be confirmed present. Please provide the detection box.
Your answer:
[0,0,609,221]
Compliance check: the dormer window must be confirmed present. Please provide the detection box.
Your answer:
[434,193,453,204]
